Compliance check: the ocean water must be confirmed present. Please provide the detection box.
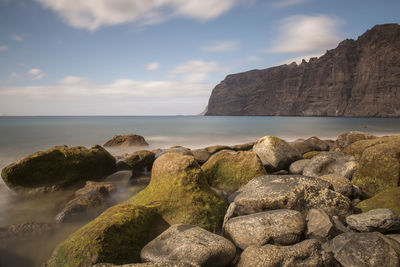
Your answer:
[1,115,400,266]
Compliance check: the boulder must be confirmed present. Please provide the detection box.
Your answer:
[324,232,400,267]
[47,204,165,267]
[305,136,330,151]
[155,147,193,158]
[191,149,212,165]
[387,234,400,244]
[1,145,116,193]
[343,135,400,159]
[94,263,199,267]
[306,209,347,241]
[302,151,358,179]
[319,174,353,198]
[201,150,266,191]
[204,145,231,154]
[289,139,320,155]
[55,181,115,223]
[289,159,310,174]
[230,142,255,151]
[346,209,400,232]
[123,150,155,172]
[224,209,305,249]
[253,136,302,172]
[302,150,323,159]
[331,131,377,151]
[238,239,332,267]
[356,187,400,217]
[128,153,227,232]
[104,134,148,147]
[141,224,236,267]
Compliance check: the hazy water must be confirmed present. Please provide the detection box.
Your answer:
[1,115,400,266]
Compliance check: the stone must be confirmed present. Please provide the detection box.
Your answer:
[155,147,193,158]
[191,149,211,165]
[346,209,400,232]
[224,209,305,249]
[331,131,377,151]
[201,150,266,191]
[1,145,116,193]
[343,135,400,159]
[128,153,227,232]
[319,174,353,198]
[324,232,400,267]
[104,134,148,147]
[289,140,320,155]
[306,209,347,241]
[93,262,200,267]
[387,234,400,244]
[140,224,236,267]
[253,136,302,172]
[302,150,323,159]
[123,150,155,172]
[289,159,310,174]
[356,187,400,217]
[230,142,255,151]
[305,136,330,151]
[47,204,166,267]
[237,239,332,267]
[204,145,231,154]
[302,151,358,179]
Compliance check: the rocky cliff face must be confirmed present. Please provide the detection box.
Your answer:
[205,24,400,117]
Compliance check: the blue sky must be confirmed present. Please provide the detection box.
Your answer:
[0,0,399,115]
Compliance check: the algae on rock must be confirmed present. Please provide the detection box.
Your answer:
[356,187,400,217]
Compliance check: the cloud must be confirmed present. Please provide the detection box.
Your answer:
[270,0,310,8]
[267,15,343,54]
[145,62,160,71]
[27,68,46,80]
[0,45,8,52]
[11,34,23,42]
[202,40,239,52]
[170,60,222,82]
[59,75,87,84]
[35,0,241,31]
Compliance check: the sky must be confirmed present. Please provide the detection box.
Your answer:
[0,0,399,115]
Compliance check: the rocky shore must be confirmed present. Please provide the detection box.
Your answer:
[1,131,400,266]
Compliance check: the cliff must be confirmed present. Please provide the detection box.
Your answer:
[205,24,400,117]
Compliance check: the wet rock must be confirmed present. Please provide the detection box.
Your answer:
[201,150,266,191]
[191,149,212,165]
[238,239,332,267]
[356,187,400,217]
[289,159,310,174]
[224,209,305,249]
[346,209,400,232]
[302,151,358,179]
[306,208,347,241]
[319,174,353,198]
[331,131,377,151]
[104,134,148,147]
[141,224,236,267]
[1,145,116,194]
[302,151,323,159]
[123,150,155,172]
[324,232,400,267]
[305,136,330,151]
[253,136,302,172]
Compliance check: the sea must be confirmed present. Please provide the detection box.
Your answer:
[1,115,400,266]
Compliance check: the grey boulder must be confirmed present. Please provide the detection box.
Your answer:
[346,209,400,232]
[289,159,310,174]
[306,208,348,241]
[319,174,353,198]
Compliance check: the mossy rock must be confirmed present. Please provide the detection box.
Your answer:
[343,135,400,159]
[201,150,266,191]
[47,204,165,267]
[352,142,400,197]
[303,151,323,159]
[1,145,116,192]
[356,187,400,217]
[204,145,232,154]
[128,153,227,232]
[230,142,255,151]
[123,150,155,171]
[331,131,377,152]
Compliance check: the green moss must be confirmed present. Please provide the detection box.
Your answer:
[47,204,162,267]
[352,143,400,197]
[204,145,231,154]
[201,150,266,191]
[1,145,116,191]
[127,153,227,233]
[356,187,400,217]
[303,151,323,159]
[123,150,155,170]
[343,135,400,159]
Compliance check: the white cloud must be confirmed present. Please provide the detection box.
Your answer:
[59,75,87,84]
[27,68,46,80]
[145,62,160,71]
[35,0,241,31]
[0,45,8,52]
[267,15,343,54]
[170,60,222,82]
[11,34,23,42]
[270,0,310,8]
[202,40,239,52]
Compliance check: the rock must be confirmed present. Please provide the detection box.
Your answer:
[0,222,55,243]
[128,153,227,232]
[204,145,232,154]
[104,134,148,147]
[205,24,400,117]
[302,151,358,179]
[156,147,194,158]
[55,181,115,223]
[228,175,332,216]
[319,174,353,198]
[289,159,310,174]
[224,209,305,249]
[123,150,155,172]
[289,140,320,155]
[230,142,255,151]
[351,142,400,197]
[305,136,330,151]
[302,150,323,159]
[191,149,212,165]
[306,209,347,241]
[346,209,400,232]
[237,239,332,267]
[343,135,400,159]
[253,136,302,172]
[324,231,400,267]
[1,145,116,193]
[93,262,200,267]
[387,234,400,244]
[47,204,165,267]
[331,131,377,151]
[356,187,400,217]
[140,224,236,267]
[201,150,266,191]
